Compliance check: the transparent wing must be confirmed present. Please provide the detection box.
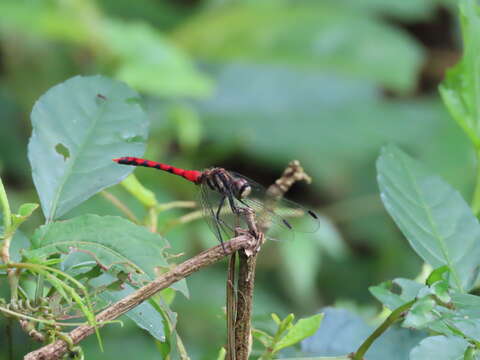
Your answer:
[229,171,320,235]
[199,182,236,243]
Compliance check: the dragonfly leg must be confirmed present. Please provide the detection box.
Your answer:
[214,196,226,244]
[216,196,226,221]
[227,194,238,214]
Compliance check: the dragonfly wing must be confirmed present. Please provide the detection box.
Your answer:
[199,183,236,242]
[230,172,320,234]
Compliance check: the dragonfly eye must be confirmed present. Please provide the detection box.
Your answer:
[239,184,251,198]
[234,178,251,199]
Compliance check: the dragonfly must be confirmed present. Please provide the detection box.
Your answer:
[113,157,320,243]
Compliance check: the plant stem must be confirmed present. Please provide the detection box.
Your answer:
[472,148,480,216]
[100,191,138,223]
[352,300,415,360]
[0,176,12,235]
[156,201,197,212]
[7,318,13,360]
[0,176,18,299]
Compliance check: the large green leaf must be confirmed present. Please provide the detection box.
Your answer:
[377,144,480,292]
[439,0,480,146]
[28,75,148,220]
[27,214,187,295]
[301,307,426,359]
[174,2,423,92]
[410,336,470,360]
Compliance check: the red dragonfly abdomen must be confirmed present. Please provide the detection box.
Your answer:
[113,157,202,184]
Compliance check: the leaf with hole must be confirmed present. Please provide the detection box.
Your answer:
[369,278,423,310]
[28,75,148,220]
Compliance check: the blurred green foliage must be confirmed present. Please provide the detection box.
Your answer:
[0,0,473,359]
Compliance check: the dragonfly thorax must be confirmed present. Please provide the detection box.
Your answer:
[203,168,252,200]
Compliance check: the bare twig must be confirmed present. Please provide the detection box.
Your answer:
[234,244,258,359]
[234,160,312,360]
[24,236,253,360]
[226,252,237,360]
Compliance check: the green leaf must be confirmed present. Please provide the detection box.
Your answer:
[369,278,423,310]
[105,20,213,98]
[439,0,480,146]
[430,280,451,304]
[278,313,295,334]
[174,2,423,92]
[271,313,282,326]
[0,230,30,274]
[410,336,469,360]
[90,273,169,341]
[377,144,480,292]
[28,75,148,220]
[302,307,426,359]
[252,328,273,347]
[427,265,450,286]
[403,297,437,329]
[274,314,323,353]
[17,203,39,217]
[425,293,480,343]
[9,230,30,262]
[11,203,39,230]
[26,214,188,295]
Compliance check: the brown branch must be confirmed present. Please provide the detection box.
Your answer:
[24,236,253,360]
[226,252,237,360]
[234,160,312,360]
[234,248,257,359]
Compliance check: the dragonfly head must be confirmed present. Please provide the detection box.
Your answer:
[233,178,251,199]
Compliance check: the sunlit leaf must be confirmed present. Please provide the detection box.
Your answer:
[274,314,323,353]
[28,75,148,220]
[377,144,480,292]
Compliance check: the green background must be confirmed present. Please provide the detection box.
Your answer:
[0,0,471,359]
